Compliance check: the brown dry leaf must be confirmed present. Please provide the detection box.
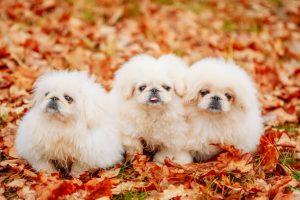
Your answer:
[17,186,36,200]
[272,108,298,123]
[268,176,293,198]
[98,167,120,179]
[215,144,254,173]
[6,178,26,188]
[0,188,7,200]
[154,184,199,200]
[23,169,38,178]
[111,181,146,195]
[275,132,297,148]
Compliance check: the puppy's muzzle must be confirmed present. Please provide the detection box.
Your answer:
[148,88,161,104]
[208,96,222,112]
[46,96,59,112]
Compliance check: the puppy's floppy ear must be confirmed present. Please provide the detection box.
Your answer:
[158,54,188,97]
[31,70,58,106]
[184,84,199,103]
[120,81,136,100]
[112,55,153,100]
[112,69,136,100]
[172,75,186,97]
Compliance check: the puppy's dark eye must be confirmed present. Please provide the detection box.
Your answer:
[225,93,233,100]
[45,92,49,96]
[64,95,73,103]
[138,85,146,92]
[199,89,210,97]
[162,85,171,91]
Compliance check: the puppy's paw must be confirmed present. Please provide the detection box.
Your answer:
[154,150,193,165]
[32,160,57,174]
[125,145,143,158]
[173,151,193,165]
[123,136,143,157]
[153,150,172,164]
[70,162,89,178]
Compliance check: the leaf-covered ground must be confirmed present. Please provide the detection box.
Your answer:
[0,0,299,199]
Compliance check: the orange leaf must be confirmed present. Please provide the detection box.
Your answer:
[85,179,112,199]
[258,130,281,171]
[268,176,292,198]
[50,181,79,200]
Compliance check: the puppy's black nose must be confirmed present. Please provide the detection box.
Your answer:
[211,96,221,101]
[51,96,59,101]
[150,88,159,93]
[47,101,58,110]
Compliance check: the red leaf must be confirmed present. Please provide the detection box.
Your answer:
[50,181,78,200]
[23,38,40,52]
[85,179,112,199]
[0,47,10,58]
[164,157,183,168]
[196,170,217,179]
[268,176,292,198]
[258,129,281,171]
[143,182,157,191]
[212,143,243,156]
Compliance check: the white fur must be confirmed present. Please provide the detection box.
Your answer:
[184,58,263,161]
[15,71,124,177]
[110,54,192,164]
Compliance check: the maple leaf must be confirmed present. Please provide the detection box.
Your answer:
[213,144,254,173]
[155,184,200,199]
[50,181,79,200]
[85,179,112,199]
[258,129,280,171]
[132,154,165,187]
[218,153,254,173]
[268,176,293,199]
[111,181,146,195]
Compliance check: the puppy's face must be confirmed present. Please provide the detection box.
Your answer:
[134,79,173,107]
[113,54,188,110]
[196,85,235,113]
[40,89,75,119]
[32,72,89,122]
[185,58,259,116]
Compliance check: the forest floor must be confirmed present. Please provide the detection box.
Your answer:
[0,0,299,199]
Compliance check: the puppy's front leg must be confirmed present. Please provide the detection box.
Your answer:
[154,149,193,165]
[70,162,89,178]
[173,150,193,164]
[153,149,172,164]
[122,135,143,157]
[31,158,57,174]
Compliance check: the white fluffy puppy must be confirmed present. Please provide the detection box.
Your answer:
[15,71,123,177]
[111,54,192,164]
[184,58,263,161]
